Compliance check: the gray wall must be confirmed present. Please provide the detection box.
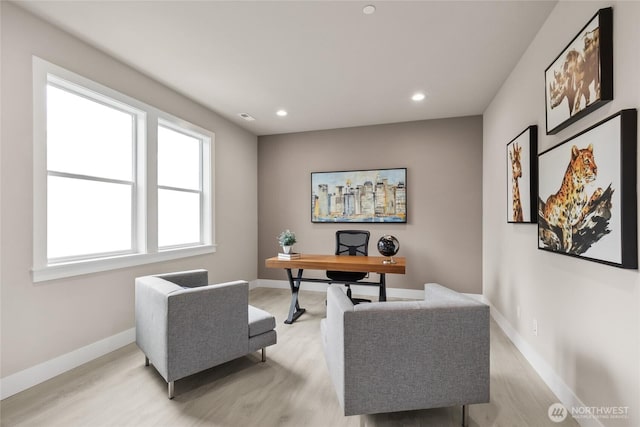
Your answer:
[258,117,483,293]
[483,1,639,425]
[1,3,258,378]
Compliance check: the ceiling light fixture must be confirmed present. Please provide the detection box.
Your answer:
[411,93,426,102]
[276,109,288,117]
[238,113,256,121]
[363,5,376,15]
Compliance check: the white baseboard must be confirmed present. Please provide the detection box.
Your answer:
[488,303,601,427]
[0,328,135,400]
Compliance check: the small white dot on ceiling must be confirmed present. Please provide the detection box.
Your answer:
[411,93,426,102]
[363,5,376,15]
[276,110,288,117]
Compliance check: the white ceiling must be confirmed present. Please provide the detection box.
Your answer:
[16,0,556,136]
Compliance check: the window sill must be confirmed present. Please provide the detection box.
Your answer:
[32,244,217,283]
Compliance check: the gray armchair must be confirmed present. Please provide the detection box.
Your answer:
[135,269,277,398]
[320,283,489,425]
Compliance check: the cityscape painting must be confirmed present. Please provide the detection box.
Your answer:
[311,168,407,223]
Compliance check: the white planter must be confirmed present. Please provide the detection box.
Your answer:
[282,245,292,254]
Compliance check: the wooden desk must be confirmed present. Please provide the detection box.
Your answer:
[265,254,406,324]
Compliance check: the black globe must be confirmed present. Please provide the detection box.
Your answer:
[377,235,399,257]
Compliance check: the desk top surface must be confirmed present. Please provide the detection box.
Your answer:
[265,254,406,274]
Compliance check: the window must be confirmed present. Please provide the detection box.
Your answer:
[46,82,138,261]
[33,57,215,282]
[157,122,208,249]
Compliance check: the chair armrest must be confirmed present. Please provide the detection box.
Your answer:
[423,282,482,307]
[325,287,355,351]
[135,276,184,380]
[323,287,355,409]
[154,269,208,288]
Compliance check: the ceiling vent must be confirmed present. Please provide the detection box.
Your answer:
[238,113,256,121]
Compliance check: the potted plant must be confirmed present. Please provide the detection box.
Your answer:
[278,229,297,253]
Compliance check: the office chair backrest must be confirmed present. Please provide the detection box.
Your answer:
[335,230,370,256]
[328,230,371,302]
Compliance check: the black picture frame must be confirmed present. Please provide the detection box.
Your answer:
[311,168,407,223]
[507,125,538,223]
[538,109,637,269]
[544,7,613,135]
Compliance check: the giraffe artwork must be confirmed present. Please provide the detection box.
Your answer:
[509,142,524,222]
[506,126,537,223]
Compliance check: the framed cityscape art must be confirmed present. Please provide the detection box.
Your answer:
[311,168,407,223]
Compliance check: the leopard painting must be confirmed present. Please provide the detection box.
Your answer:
[542,144,602,252]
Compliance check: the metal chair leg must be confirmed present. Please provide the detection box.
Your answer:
[462,405,469,427]
[144,356,149,367]
[168,381,175,399]
[261,347,266,362]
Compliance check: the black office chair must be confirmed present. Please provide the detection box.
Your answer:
[326,230,371,304]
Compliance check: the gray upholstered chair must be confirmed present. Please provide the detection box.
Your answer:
[320,283,489,426]
[135,269,277,399]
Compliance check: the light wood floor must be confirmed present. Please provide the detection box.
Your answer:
[1,288,578,427]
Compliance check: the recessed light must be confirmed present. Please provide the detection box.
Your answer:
[363,5,376,15]
[276,110,288,117]
[238,113,256,121]
[411,93,426,102]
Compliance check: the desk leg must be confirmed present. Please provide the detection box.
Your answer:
[284,268,306,324]
[379,273,387,302]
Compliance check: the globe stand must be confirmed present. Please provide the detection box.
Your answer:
[382,257,397,265]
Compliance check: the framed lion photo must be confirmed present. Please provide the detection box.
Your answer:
[544,7,613,135]
[507,125,537,223]
[537,109,637,269]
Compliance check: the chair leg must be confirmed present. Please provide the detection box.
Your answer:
[261,347,266,362]
[462,405,469,427]
[168,381,175,399]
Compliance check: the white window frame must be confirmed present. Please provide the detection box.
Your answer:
[32,57,216,282]
[45,76,142,263]
[156,117,213,250]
